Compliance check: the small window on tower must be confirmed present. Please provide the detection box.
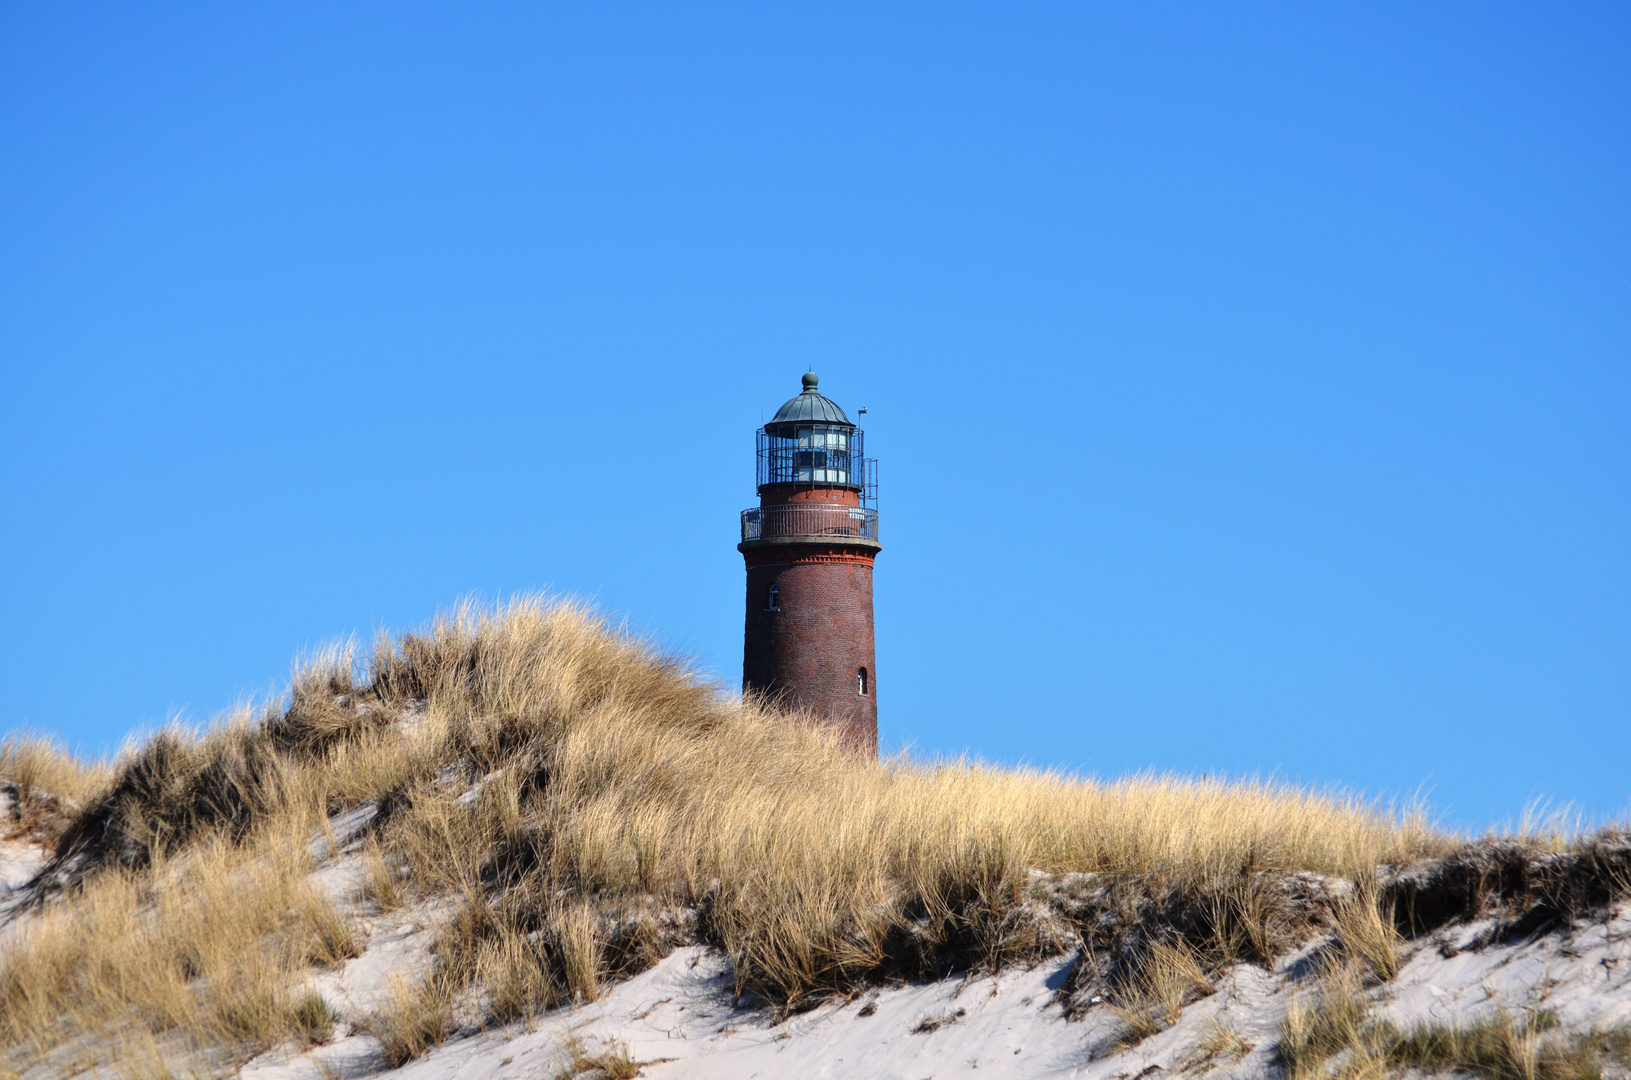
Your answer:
[858,667,868,696]
[768,584,780,611]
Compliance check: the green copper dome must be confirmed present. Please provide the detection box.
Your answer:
[767,372,852,427]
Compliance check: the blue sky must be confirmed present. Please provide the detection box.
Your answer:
[2,4,1626,829]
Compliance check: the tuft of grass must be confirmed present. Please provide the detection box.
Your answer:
[0,733,110,809]
[556,902,603,1003]
[1187,1016,1255,1071]
[1206,873,1303,967]
[296,889,361,969]
[476,928,566,1023]
[363,974,457,1067]
[359,836,404,911]
[206,950,296,1048]
[554,1035,640,1080]
[1110,940,1215,1045]
[911,1007,966,1034]
[0,733,110,844]
[291,991,341,1047]
[1277,967,1375,1080]
[1332,882,1401,981]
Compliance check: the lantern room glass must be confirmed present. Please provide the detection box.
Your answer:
[757,423,867,491]
[792,424,849,484]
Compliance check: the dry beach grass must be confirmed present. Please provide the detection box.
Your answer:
[1276,963,1631,1080]
[0,597,1621,1076]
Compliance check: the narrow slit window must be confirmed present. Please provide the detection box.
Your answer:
[768,584,780,611]
[857,667,868,696]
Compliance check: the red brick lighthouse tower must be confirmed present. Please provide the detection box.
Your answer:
[740,373,881,754]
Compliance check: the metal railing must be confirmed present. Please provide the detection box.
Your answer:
[741,503,880,543]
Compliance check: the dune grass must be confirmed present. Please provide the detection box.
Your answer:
[0,818,355,1063]
[1277,964,1624,1080]
[0,734,112,845]
[0,734,110,808]
[0,596,1461,1074]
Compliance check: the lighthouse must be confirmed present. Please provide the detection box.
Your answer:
[739,373,881,754]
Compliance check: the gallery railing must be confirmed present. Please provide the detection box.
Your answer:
[740,504,880,543]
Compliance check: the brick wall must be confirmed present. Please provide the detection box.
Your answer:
[742,544,878,755]
[757,484,862,508]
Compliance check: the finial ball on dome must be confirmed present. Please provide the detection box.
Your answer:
[766,371,849,424]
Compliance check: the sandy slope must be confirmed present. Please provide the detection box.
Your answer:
[236,909,1631,1080]
[225,823,1631,1080]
